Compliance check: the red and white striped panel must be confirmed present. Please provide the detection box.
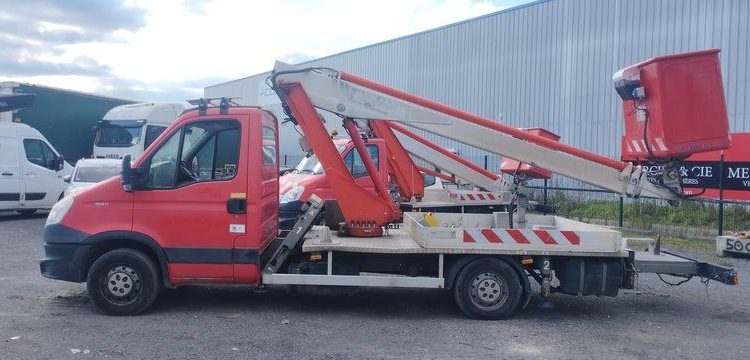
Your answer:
[458,192,499,202]
[463,228,581,245]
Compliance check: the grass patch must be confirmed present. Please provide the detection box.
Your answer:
[547,192,750,232]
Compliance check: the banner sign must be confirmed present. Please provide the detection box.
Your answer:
[640,161,750,191]
[623,133,750,201]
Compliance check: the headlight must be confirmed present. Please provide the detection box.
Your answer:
[45,195,74,227]
[279,185,305,204]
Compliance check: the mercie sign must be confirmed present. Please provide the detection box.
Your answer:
[638,161,750,191]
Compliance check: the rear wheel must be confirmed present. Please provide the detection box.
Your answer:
[453,258,522,320]
[16,209,37,216]
[86,249,161,316]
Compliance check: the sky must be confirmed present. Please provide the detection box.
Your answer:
[0,0,535,103]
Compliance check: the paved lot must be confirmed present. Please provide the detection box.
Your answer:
[1,212,749,359]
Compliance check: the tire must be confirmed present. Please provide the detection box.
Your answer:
[453,257,522,320]
[16,209,37,216]
[86,249,161,316]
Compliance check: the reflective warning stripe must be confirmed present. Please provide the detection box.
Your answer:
[481,229,502,243]
[462,229,581,245]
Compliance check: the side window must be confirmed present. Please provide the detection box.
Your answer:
[422,173,436,187]
[144,125,167,149]
[214,130,240,178]
[146,120,240,189]
[262,126,277,165]
[147,130,181,189]
[23,139,56,170]
[343,145,379,178]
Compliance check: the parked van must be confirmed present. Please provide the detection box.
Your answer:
[93,103,185,161]
[0,122,71,214]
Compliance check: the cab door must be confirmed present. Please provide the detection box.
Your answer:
[132,117,247,283]
[256,112,279,250]
[0,134,22,209]
[20,138,65,208]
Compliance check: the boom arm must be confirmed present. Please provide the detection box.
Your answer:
[389,122,510,193]
[271,62,677,203]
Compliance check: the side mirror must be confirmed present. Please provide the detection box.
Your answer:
[63,175,71,183]
[121,154,134,192]
[91,125,99,135]
[55,155,65,171]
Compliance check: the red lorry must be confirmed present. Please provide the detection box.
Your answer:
[279,136,512,229]
[41,51,737,319]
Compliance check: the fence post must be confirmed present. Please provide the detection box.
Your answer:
[718,152,725,235]
[543,179,548,205]
[618,196,624,228]
[483,155,488,171]
[284,154,288,166]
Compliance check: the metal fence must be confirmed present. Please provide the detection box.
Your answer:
[532,186,750,240]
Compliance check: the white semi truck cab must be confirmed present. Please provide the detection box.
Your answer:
[93,103,185,161]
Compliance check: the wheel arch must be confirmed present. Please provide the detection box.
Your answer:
[445,255,531,309]
[83,231,173,288]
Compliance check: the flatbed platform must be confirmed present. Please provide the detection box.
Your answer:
[302,225,627,257]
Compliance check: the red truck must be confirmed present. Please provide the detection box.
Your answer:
[279,137,385,229]
[279,136,512,229]
[41,53,737,319]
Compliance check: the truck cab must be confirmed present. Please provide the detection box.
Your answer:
[279,138,387,229]
[42,106,278,314]
[93,103,185,161]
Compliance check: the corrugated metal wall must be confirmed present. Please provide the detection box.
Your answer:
[205,0,750,188]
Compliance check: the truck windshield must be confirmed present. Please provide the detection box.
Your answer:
[293,145,345,175]
[74,163,122,182]
[95,120,144,147]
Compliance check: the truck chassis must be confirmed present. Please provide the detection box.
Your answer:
[261,197,737,319]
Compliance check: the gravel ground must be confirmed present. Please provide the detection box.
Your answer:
[1,211,749,359]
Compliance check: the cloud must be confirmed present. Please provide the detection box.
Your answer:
[4,0,147,33]
[0,0,524,103]
[94,75,233,103]
[0,0,146,79]
[182,0,212,15]
[0,56,111,77]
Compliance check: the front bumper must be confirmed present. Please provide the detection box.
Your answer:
[40,224,91,283]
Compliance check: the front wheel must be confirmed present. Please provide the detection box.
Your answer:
[86,249,161,316]
[453,258,522,320]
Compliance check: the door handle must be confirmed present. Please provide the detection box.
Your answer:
[227,198,246,214]
[1,172,12,176]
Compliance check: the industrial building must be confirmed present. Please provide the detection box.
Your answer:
[205,0,750,188]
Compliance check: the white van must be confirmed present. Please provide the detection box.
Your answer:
[0,122,71,215]
[64,158,122,197]
[92,103,185,160]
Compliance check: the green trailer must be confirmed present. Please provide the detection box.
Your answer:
[0,82,134,163]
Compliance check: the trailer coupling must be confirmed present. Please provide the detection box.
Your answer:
[631,249,738,286]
